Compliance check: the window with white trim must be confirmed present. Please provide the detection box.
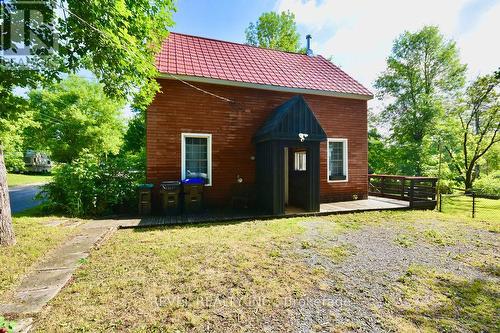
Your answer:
[181,133,212,186]
[327,139,348,182]
[294,151,307,171]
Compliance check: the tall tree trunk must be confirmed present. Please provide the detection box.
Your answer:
[0,148,15,246]
[464,167,473,192]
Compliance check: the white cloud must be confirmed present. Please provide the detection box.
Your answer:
[276,0,500,111]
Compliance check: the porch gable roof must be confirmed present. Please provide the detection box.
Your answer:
[253,95,327,143]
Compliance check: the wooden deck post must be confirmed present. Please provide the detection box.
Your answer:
[409,179,415,208]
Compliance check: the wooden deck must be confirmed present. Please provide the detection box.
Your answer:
[319,196,409,212]
[118,196,410,229]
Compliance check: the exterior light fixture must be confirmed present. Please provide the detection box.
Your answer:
[298,133,309,142]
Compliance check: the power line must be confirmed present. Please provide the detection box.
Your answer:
[51,0,236,104]
[167,74,232,103]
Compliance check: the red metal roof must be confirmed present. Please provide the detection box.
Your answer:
[156,33,372,98]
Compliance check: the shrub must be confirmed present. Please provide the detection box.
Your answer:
[41,152,144,216]
[473,171,500,197]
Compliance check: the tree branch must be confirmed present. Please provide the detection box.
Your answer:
[445,145,464,176]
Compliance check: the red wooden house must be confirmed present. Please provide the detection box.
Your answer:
[147,33,373,215]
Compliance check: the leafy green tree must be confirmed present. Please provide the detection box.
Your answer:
[245,11,303,52]
[0,0,175,246]
[375,26,467,176]
[122,111,146,155]
[368,129,391,174]
[0,109,36,171]
[27,76,125,163]
[442,70,500,190]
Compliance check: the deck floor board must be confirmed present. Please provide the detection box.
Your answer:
[119,196,411,229]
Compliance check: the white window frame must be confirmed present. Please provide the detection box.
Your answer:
[327,138,348,183]
[181,133,212,186]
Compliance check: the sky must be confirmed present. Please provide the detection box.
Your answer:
[172,0,500,111]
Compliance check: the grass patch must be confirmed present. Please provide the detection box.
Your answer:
[387,265,499,332]
[394,234,414,248]
[440,194,500,222]
[455,249,500,277]
[421,229,455,246]
[6,173,52,187]
[34,218,324,332]
[0,215,79,297]
[322,244,354,263]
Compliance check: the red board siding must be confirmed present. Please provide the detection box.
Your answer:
[147,79,368,206]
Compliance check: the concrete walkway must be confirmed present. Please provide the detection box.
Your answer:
[0,220,122,332]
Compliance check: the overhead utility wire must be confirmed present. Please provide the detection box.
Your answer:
[51,0,235,104]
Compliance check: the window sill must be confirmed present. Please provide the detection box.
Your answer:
[328,179,348,183]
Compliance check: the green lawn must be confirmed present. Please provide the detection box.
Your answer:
[440,194,500,221]
[0,213,80,298]
[7,173,52,187]
[31,211,499,332]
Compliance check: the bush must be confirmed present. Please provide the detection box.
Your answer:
[473,171,500,197]
[41,152,145,216]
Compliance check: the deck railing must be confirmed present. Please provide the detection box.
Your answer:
[368,174,438,209]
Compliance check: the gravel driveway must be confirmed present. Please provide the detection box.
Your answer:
[290,216,499,332]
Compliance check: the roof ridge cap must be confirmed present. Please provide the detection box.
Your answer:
[169,32,310,57]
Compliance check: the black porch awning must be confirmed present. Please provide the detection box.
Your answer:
[253,95,327,143]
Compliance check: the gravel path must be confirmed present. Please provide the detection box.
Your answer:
[290,218,499,332]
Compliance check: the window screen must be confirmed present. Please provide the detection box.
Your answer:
[184,137,209,183]
[328,141,346,181]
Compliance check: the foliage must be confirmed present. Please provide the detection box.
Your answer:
[441,71,500,189]
[368,128,397,174]
[1,0,175,143]
[473,171,500,196]
[41,152,144,217]
[245,11,303,53]
[1,0,176,244]
[0,316,15,333]
[121,110,145,154]
[375,26,466,175]
[59,0,176,109]
[0,102,36,171]
[27,76,125,163]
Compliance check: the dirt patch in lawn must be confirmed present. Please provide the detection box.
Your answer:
[32,211,499,332]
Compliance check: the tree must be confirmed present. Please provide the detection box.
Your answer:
[27,76,125,163]
[443,70,500,190]
[245,11,303,53]
[0,0,175,246]
[121,110,146,155]
[375,26,467,175]
[0,105,36,172]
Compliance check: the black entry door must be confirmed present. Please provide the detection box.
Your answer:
[256,140,320,215]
